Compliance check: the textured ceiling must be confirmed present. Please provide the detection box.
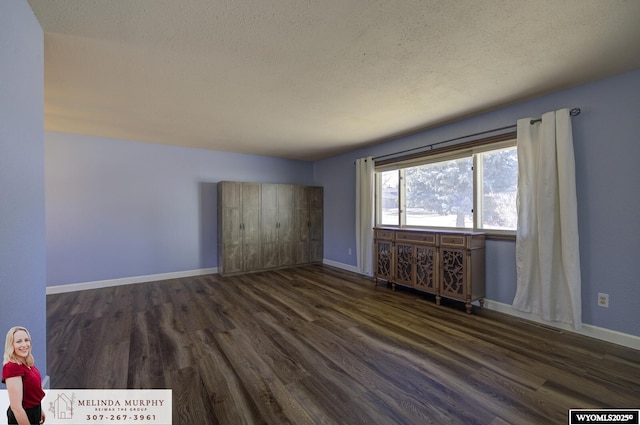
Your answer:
[27,0,640,161]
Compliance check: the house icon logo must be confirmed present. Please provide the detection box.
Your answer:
[50,392,74,420]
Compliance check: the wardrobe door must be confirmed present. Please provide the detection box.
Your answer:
[261,184,279,269]
[241,183,262,272]
[309,186,323,263]
[262,184,296,268]
[277,185,296,267]
[294,186,310,265]
[218,182,242,275]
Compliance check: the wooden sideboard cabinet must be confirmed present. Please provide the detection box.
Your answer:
[373,228,485,314]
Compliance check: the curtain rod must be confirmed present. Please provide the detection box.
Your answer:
[370,107,581,163]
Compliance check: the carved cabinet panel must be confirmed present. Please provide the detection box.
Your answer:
[373,229,394,281]
[440,248,465,298]
[415,245,437,292]
[394,242,413,285]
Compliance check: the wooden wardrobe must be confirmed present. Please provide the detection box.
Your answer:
[218,181,323,276]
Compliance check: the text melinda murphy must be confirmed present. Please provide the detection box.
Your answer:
[1,389,172,425]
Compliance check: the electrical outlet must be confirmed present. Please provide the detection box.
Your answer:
[348,248,352,255]
[597,293,609,308]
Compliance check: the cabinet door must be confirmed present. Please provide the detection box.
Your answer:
[241,183,262,271]
[309,186,323,263]
[219,182,243,274]
[395,242,414,286]
[440,247,466,300]
[374,239,393,280]
[415,245,437,294]
[294,186,310,265]
[261,184,296,268]
[277,185,296,267]
[261,184,279,269]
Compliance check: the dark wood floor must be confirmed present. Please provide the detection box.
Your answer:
[47,264,640,425]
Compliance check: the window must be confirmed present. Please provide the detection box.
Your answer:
[476,146,517,230]
[379,170,399,226]
[375,136,517,233]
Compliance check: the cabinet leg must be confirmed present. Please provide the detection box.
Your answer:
[435,295,441,305]
[391,282,396,291]
[479,299,484,309]
[465,303,472,314]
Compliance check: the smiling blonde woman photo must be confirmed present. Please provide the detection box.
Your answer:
[2,327,45,424]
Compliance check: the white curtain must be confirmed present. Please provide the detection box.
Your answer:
[513,108,582,330]
[355,157,375,276]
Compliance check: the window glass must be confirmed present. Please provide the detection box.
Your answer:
[405,157,473,228]
[479,146,517,230]
[379,170,399,226]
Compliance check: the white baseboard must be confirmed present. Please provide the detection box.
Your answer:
[322,259,360,274]
[483,299,640,350]
[46,268,218,295]
[47,261,356,295]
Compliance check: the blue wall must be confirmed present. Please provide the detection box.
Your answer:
[0,1,47,375]
[45,133,314,286]
[315,69,640,337]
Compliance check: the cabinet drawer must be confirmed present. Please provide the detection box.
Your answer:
[374,229,395,240]
[396,231,436,244]
[440,234,466,247]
